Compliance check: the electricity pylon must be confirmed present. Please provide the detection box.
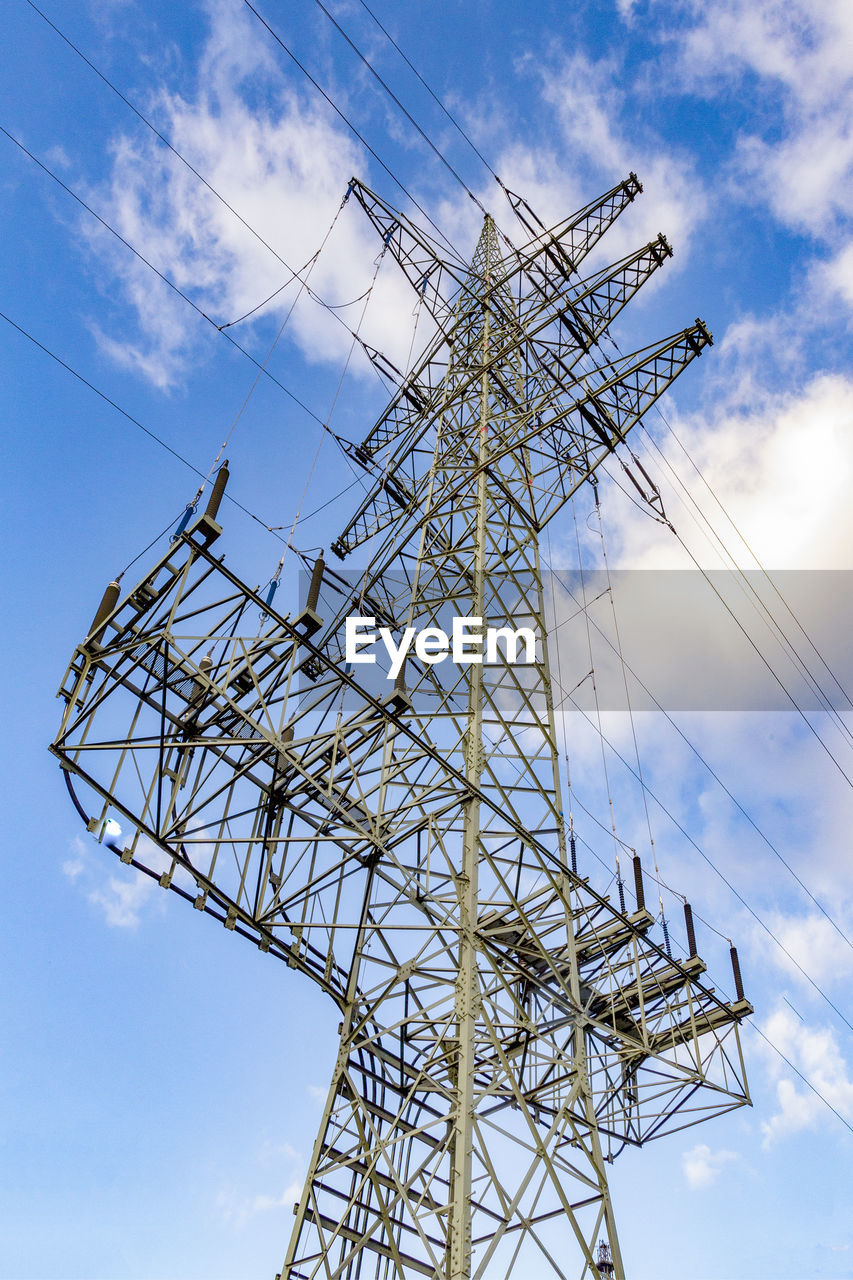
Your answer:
[51,174,752,1280]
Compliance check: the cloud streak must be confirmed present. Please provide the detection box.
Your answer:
[760,1006,853,1144]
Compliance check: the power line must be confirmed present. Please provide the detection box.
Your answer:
[240,0,466,264]
[25,0,427,386]
[584,393,853,813]
[596,325,853,766]
[665,517,853,791]
[349,0,535,255]
[553,666,853,1039]
[354,0,503,188]
[645,395,853,716]
[0,306,287,545]
[634,423,853,752]
[543,512,853,1133]
[1,304,372,553]
[309,0,487,215]
[24,0,372,336]
[550,559,853,959]
[0,120,332,430]
[748,1019,853,1138]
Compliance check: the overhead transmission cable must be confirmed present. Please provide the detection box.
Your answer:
[591,485,671,944]
[665,518,853,791]
[565,344,853,818]
[278,235,391,579]
[549,544,853,959]
[0,114,384,522]
[239,0,465,264]
[630,420,853,753]
[209,190,352,487]
[0,307,294,548]
[0,120,335,429]
[567,498,627,907]
[561,334,853,952]
[593,325,853,754]
[308,0,488,216]
[22,0,421,421]
[354,0,502,187]
[646,402,853,715]
[535,262,853,961]
[24,0,388,338]
[480,643,853,1140]
[548,651,853,1039]
[0,299,365,562]
[542,536,853,1137]
[349,0,538,253]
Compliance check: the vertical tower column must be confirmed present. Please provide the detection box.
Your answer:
[447,233,492,1280]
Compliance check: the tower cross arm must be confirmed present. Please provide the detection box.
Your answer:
[521,233,674,357]
[526,319,712,527]
[349,231,675,477]
[348,176,469,337]
[331,321,710,557]
[497,172,643,305]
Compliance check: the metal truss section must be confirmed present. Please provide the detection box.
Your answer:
[53,176,751,1280]
[331,320,708,560]
[331,180,702,563]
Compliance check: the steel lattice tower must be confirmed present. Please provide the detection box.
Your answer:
[52,175,752,1280]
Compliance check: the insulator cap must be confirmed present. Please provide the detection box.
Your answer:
[730,945,745,1002]
[205,460,229,522]
[86,580,121,643]
[632,855,645,912]
[306,554,325,613]
[684,902,697,957]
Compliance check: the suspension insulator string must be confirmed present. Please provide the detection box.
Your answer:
[146,194,354,573]
[592,485,671,934]
[569,494,625,894]
[170,485,204,542]
[273,237,391,595]
[209,196,351,488]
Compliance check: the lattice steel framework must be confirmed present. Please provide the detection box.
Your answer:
[51,175,752,1280]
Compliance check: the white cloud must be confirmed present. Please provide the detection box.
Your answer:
[88,870,158,929]
[600,371,853,571]
[682,1142,738,1189]
[759,1006,853,1144]
[674,0,853,237]
[216,1138,304,1227]
[523,51,707,263]
[62,834,89,881]
[62,830,172,929]
[813,240,853,310]
[251,1180,303,1215]
[84,0,421,390]
[44,143,72,171]
[765,911,853,989]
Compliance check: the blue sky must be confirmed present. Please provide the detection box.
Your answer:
[2,1,853,1277]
